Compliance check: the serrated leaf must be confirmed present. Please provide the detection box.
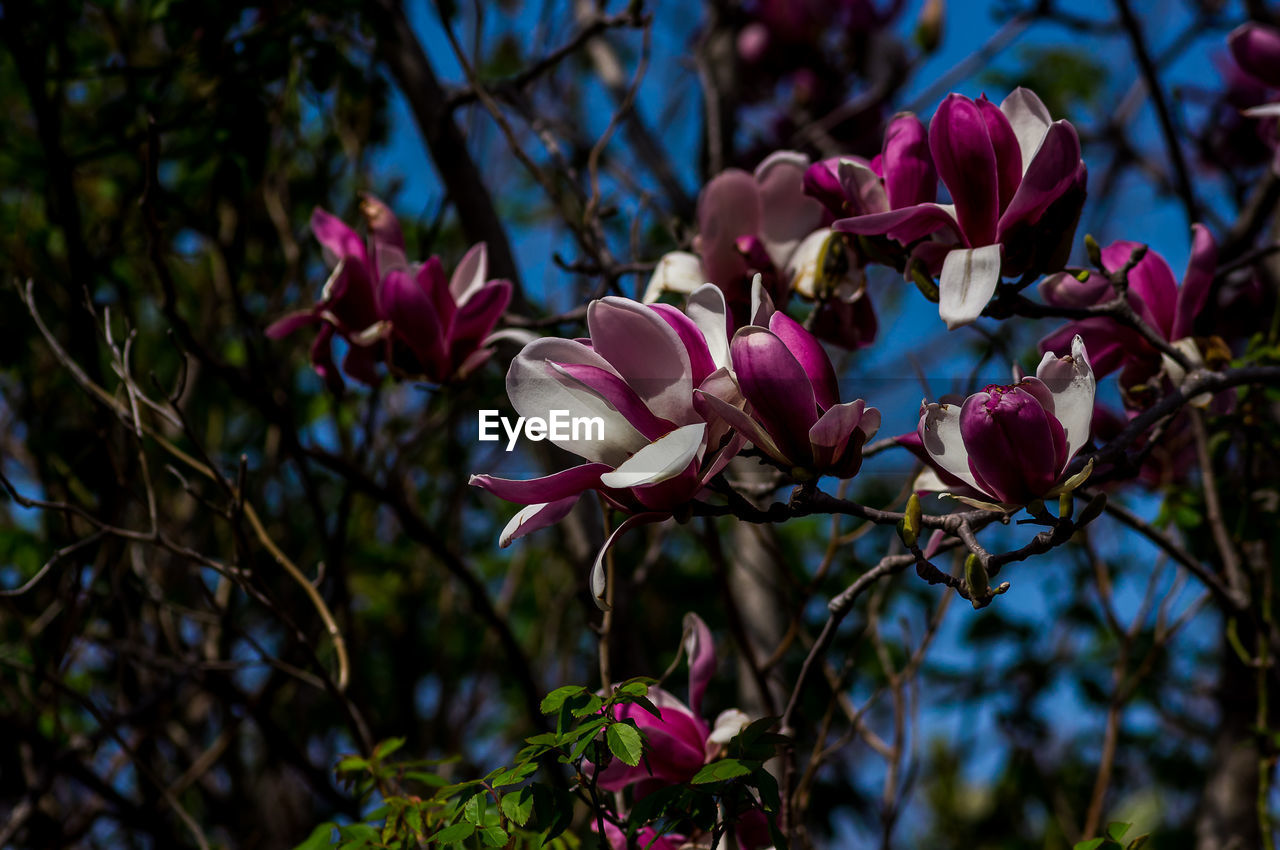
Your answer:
[463,791,486,825]
[691,758,753,784]
[617,680,651,697]
[433,821,475,843]
[541,686,586,715]
[492,760,539,788]
[607,722,644,767]
[569,693,604,719]
[501,787,535,826]
[480,825,508,847]
[627,695,663,719]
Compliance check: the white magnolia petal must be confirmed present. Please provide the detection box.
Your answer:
[686,283,732,372]
[1000,87,1054,174]
[911,466,951,495]
[938,245,1002,330]
[749,273,775,326]
[642,251,706,303]
[449,243,489,305]
[1035,334,1096,458]
[598,423,707,489]
[786,229,833,299]
[589,513,665,610]
[706,709,752,760]
[754,150,823,269]
[507,338,646,465]
[1243,101,1280,118]
[919,401,982,491]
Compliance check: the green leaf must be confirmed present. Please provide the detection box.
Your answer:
[335,756,369,774]
[607,723,644,767]
[293,822,336,850]
[480,825,508,847]
[1073,840,1106,850]
[433,821,475,843]
[541,686,586,715]
[491,760,539,787]
[691,758,753,784]
[462,791,486,825]
[570,693,604,718]
[617,680,650,698]
[1105,823,1131,841]
[373,737,405,760]
[501,787,535,827]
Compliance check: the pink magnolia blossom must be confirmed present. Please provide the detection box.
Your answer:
[470,286,744,607]
[591,615,767,848]
[695,283,880,480]
[267,196,511,390]
[835,89,1086,329]
[597,822,687,850]
[914,335,1095,507]
[646,152,877,349]
[1038,225,1218,388]
[645,155,843,303]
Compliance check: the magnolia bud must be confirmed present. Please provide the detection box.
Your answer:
[915,0,944,54]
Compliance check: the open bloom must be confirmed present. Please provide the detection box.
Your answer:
[645,152,831,314]
[1038,225,1218,389]
[267,196,511,389]
[835,89,1086,329]
[696,285,880,479]
[470,286,743,603]
[915,335,1095,507]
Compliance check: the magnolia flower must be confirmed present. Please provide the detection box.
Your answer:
[1038,226,1218,391]
[696,285,880,480]
[803,113,936,221]
[597,822,686,850]
[267,197,512,389]
[470,286,743,606]
[593,615,747,793]
[835,89,1086,329]
[1230,22,1280,126]
[915,335,1095,507]
[644,152,831,315]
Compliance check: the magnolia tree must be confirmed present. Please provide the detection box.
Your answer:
[3,1,1280,849]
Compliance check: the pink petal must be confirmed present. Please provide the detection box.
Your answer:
[882,113,937,210]
[833,203,961,244]
[469,463,612,505]
[975,95,1022,211]
[995,121,1083,242]
[696,170,762,289]
[930,94,1000,247]
[767,312,839,408]
[731,326,819,463]
[588,298,696,425]
[1173,224,1218,341]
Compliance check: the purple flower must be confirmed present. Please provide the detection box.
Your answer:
[915,335,1095,507]
[835,89,1086,329]
[695,284,880,480]
[644,152,832,317]
[470,286,744,605]
[267,196,512,389]
[1038,225,1218,383]
[596,822,686,850]
[592,614,725,795]
[803,113,936,220]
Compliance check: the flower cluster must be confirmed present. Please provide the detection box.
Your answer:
[268,196,512,391]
